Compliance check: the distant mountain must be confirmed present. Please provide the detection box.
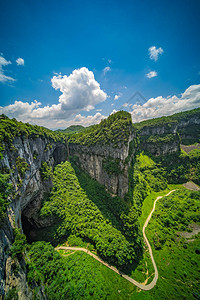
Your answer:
[56,125,85,134]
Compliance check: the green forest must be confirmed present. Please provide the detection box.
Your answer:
[0,108,200,299]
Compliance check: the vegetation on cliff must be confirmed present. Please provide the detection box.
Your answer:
[40,162,53,181]
[133,107,200,131]
[0,172,11,221]
[0,114,66,156]
[68,111,133,147]
[102,157,122,175]
[126,152,167,214]
[154,148,200,185]
[10,228,27,260]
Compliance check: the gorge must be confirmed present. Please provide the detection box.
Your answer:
[0,108,200,299]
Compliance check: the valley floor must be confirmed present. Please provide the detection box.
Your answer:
[56,190,176,291]
[27,182,200,299]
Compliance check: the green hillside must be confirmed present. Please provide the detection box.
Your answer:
[56,125,85,134]
[1,107,200,299]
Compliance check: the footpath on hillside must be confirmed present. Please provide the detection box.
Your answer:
[56,190,176,291]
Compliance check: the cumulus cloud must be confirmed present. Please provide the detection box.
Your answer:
[0,55,15,83]
[73,112,106,126]
[0,67,107,128]
[103,66,111,75]
[148,46,164,61]
[16,58,24,66]
[0,100,41,120]
[50,67,107,115]
[146,71,157,78]
[49,112,106,129]
[131,84,200,123]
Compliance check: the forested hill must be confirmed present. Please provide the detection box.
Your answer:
[68,111,133,146]
[0,114,66,150]
[56,125,85,134]
[68,107,200,146]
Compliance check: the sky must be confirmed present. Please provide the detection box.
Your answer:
[0,0,200,129]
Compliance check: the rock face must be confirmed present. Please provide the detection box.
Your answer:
[4,257,32,300]
[1,136,67,227]
[68,127,180,198]
[0,135,67,299]
[140,138,180,156]
[69,133,135,198]
[68,113,200,198]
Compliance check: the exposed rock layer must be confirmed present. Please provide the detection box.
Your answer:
[0,136,67,298]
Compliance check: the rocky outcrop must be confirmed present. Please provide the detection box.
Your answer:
[0,135,67,299]
[140,137,180,156]
[69,132,135,198]
[4,257,32,300]
[69,112,200,195]
[138,122,177,136]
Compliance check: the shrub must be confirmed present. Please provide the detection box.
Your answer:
[40,162,52,181]
[16,157,29,177]
[10,228,26,260]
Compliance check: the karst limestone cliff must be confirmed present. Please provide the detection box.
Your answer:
[0,135,67,299]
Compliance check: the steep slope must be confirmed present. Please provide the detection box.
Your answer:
[68,111,135,198]
[68,108,200,198]
[0,117,68,298]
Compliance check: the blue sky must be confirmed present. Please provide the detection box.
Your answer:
[0,0,200,128]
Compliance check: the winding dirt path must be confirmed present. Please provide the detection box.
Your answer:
[56,190,176,291]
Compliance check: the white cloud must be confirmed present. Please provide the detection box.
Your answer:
[111,109,118,115]
[0,67,107,128]
[0,55,15,83]
[131,84,200,123]
[54,112,106,128]
[0,100,41,119]
[122,103,129,107]
[114,94,121,100]
[73,112,106,126]
[103,66,111,75]
[148,46,164,61]
[146,71,158,78]
[108,59,112,64]
[50,67,106,115]
[96,109,102,112]
[16,58,24,66]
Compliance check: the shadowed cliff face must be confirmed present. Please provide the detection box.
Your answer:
[0,136,67,225]
[0,136,67,297]
[69,132,135,198]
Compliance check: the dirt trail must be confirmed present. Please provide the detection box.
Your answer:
[56,190,176,291]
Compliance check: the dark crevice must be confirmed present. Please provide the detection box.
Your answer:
[21,211,38,243]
